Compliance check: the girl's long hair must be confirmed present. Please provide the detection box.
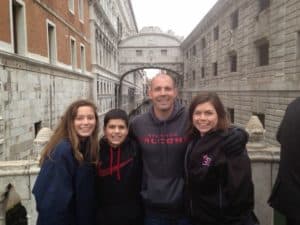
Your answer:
[39,99,99,165]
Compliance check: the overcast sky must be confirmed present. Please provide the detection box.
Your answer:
[131,0,219,38]
[130,0,219,78]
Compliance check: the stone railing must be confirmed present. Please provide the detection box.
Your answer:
[246,115,280,225]
[0,127,51,225]
[0,160,39,225]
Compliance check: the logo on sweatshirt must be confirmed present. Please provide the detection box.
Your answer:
[202,154,212,167]
[139,133,188,145]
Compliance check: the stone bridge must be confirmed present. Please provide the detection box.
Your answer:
[118,27,184,77]
[117,27,184,107]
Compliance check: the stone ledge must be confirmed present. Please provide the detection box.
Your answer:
[0,160,39,176]
[248,146,280,162]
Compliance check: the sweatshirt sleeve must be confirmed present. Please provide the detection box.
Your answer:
[222,143,254,220]
[33,141,77,225]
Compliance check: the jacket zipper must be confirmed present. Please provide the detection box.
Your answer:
[219,182,223,218]
[185,141,194,216]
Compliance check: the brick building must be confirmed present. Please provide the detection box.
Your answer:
[181,0,300,145]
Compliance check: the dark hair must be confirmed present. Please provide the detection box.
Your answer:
[40,99,99,165]
[104,109,129,128]
[187,92,230,137]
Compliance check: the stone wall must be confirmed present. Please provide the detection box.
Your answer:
[0,52,93,160]
[181,0,300,145]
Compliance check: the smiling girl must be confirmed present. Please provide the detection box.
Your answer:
[185,92,258,225]
[33,99,99,225]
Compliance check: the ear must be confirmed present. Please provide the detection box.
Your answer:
[148,87,153,99]
[174,87,178,97]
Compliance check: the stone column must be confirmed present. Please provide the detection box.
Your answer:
[246,115,279,225]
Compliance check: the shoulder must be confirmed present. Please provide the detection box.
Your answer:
[130,113,150,133]
[131,112,148,124]
[50,139,74,161]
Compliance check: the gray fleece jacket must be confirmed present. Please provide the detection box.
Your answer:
[130,101,189,218]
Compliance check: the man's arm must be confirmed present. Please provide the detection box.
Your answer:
[222,126,249,156]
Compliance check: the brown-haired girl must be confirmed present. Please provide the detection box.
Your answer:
[185,92,258,225]
[33,99,99,225]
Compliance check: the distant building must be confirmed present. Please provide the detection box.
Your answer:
[181,0,300,145]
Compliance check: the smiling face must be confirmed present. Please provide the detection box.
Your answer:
[104,119,129,148]
[192,101,218,136]
[148,74,177,119]
[74,106,97,139]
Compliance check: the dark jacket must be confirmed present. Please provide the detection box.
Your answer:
[130,101,189,218]
[268,97,300,222]
[185,130,256,225]
[32,139,96,225]
[95,137,143,225]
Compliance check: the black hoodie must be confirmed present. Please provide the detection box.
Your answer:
[95,137,143,225]
[130,101,189,218]
[185,130,256,225]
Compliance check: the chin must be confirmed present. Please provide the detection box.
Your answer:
[79,133,92,138]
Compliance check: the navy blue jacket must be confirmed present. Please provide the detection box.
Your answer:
[32,139,96,225]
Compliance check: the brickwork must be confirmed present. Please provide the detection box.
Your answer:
[0,0,91,72]
[0,0,10,43]
[181,0,300,144]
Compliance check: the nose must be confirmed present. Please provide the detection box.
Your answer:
[82,117,89,123]
[159,88,166,95]
[199,113,206,120]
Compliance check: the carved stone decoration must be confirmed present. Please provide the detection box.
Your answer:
[245,115,266,148]
[33,127,53,159]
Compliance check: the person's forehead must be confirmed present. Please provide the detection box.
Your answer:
[151,75,174,87]
[107,118,127,125]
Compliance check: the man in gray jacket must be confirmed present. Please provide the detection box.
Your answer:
[131,73,247,225]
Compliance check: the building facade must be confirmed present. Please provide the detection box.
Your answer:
[89,0,145,123]
[181,0,300,145]
[0,0,95,160]
[0,0,145,159]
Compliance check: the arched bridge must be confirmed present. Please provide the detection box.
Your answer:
[117,28,184,107]
[118,29,184,77]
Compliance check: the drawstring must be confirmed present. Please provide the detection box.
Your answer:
[109,147,113,175]
[109,147,121,181]
[117,147,121,180]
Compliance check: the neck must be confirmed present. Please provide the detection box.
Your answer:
[153,106,174,120]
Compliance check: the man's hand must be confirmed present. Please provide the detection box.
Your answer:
[223,126,249,156]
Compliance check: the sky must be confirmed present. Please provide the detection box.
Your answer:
[131,0,219,38]
[130,0,219,77]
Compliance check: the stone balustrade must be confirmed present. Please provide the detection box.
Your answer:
[246,115,280,225]
[0,160,39,225]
